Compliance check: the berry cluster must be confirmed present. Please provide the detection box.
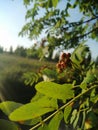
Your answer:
[56,52,71,73]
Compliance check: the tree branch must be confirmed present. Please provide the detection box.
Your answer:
[65,27,98,46]
[61,16,98,31]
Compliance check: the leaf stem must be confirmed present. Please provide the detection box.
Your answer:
[30,84,98,130]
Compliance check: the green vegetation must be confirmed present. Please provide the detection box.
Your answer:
[0,45,98,130]
[0,0,98,130]
[0,53,55,75]
[0,53,56,103]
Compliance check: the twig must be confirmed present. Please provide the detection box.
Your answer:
[29,83,98,130]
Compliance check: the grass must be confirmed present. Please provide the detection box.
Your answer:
[0,53,56,85]
[0,53,56,103]
[0,53,56,79]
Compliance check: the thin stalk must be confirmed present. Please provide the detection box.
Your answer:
[81,111,86,129]
[30,84,98,130]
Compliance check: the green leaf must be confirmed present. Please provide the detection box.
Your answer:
[31,92,44,102]
[81,70,96,86]
[42,68,57,81]
[0,101,22,116]
[38,124,49,130]
[55,20,61,28]
[23,0,30,5]
[9,96,58,121]
[90,89,98,103]
[71,44,90,66]
[48,111,63,130]
[23,72,39,86]
[90,95,98,104]
[73,112,80,128]
[52,0,58,7]
[19,117,41,126]
[64,105,72,124]
[0,119,20,130]
[35,81,74,102]
[48,0,53,8]
[70,109,78,124]
[80,83,87,89]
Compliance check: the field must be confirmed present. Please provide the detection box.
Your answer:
[0,53,56,74]
[0,53,56,103]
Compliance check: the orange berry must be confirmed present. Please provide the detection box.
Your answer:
[56,62,61,68]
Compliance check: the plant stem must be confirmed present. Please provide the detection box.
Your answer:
[30,84,98,130]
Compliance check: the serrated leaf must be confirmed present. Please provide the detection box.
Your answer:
[0,119,20,130]
[64,105,72,124]
[48,111,63,130]
[9,96,58,121]
[35,81,74,102]
[0,101,22,116]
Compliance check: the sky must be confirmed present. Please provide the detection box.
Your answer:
[0,0,35,51]
[0,0,98,59]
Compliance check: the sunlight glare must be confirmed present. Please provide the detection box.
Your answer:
[0,26,15,51]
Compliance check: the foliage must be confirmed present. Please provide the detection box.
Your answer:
[0,54,55,104]
[1,0,98,130]
[95,56,98,66]
[0,46,4,53]
[11,42,54,60]
[0,44,98,130]
[9,46,13,54]
[22,72,41,86]
[14,46,27,57]
[0,119,20,130]
[19,0,98,59]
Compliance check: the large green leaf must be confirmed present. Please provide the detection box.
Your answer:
[0,119,20,130]
[9,96,58,121]
[0,101,22,116]
[35,81,74,102]
[48,111,63,130]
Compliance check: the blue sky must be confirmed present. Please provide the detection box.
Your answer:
[0,0,34,50]
[0,0,98,59]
